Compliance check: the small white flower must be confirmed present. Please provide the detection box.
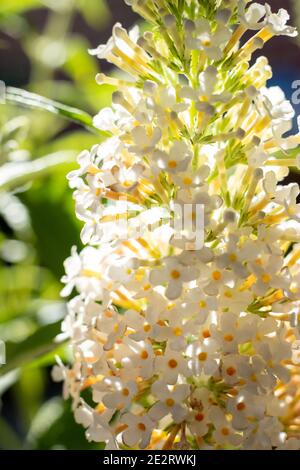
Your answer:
[239,2,267,30]
[150,256,199,300]
[227,392,265,430]
[153,141,192,174]
[149,380,190,423]
[265,5,298,37]
[120,412,155,448]
[101,379,138,410]
[187,339,219,376]
[210,407,242,448]
[154,349,189,384]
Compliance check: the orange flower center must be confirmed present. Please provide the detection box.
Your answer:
[171,269,181,279]
[212,270,222,281]
[195,413,204,422]
[140,350,149,360]
[202,329,211,338]
[166,398,175,407]
[236,402,246,411]
[226,367,236,376]
[168,359,178,369]
[224,334,234,342]
[198,352,208,361]
[221,427,230,436]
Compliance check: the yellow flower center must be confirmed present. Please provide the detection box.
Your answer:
[173,327,183,336]
[262,274,271,283]
[224,290,232,298]
[183,177,193,185]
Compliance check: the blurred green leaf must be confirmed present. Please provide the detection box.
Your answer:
[5,87,104,135]
[26,397,64,449]
[0,416,22,450]
[40,130,101,154]
[14,367,45,428]
[0,266,43,324]
[0,320,63,375]
[27,397,105,450]
[77,0,110,29]
[21,173,81,279]
[0,370,20,396]
[27,342,69,369]
[0,151,76,191]
[0,0,41,16]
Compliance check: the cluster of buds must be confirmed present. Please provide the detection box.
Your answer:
[54,0,300,450]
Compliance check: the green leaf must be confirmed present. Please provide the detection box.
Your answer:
[0,369,20,396]
[0,151,76,191]
[76,0,110,29]
[27,398,105,450]
[4,86,105,135]
[15,367,45,428]
[0,320,63,375]
[0,416,22,450]
[26,343,69,369]
[40,130,101,155]
[20,172,81,279]
[0,0,40,15]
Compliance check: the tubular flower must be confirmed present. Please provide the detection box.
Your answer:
[55,0,300,450]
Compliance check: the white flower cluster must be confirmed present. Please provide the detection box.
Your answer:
[54,0,300,450]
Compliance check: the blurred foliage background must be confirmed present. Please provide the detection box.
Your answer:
[0,0,138,450]
[0,0,299,450]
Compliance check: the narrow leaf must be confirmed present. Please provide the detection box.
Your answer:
[5,86,105,135]
[0,151,76,191]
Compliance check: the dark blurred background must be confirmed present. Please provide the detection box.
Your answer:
[0,0,299,450]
